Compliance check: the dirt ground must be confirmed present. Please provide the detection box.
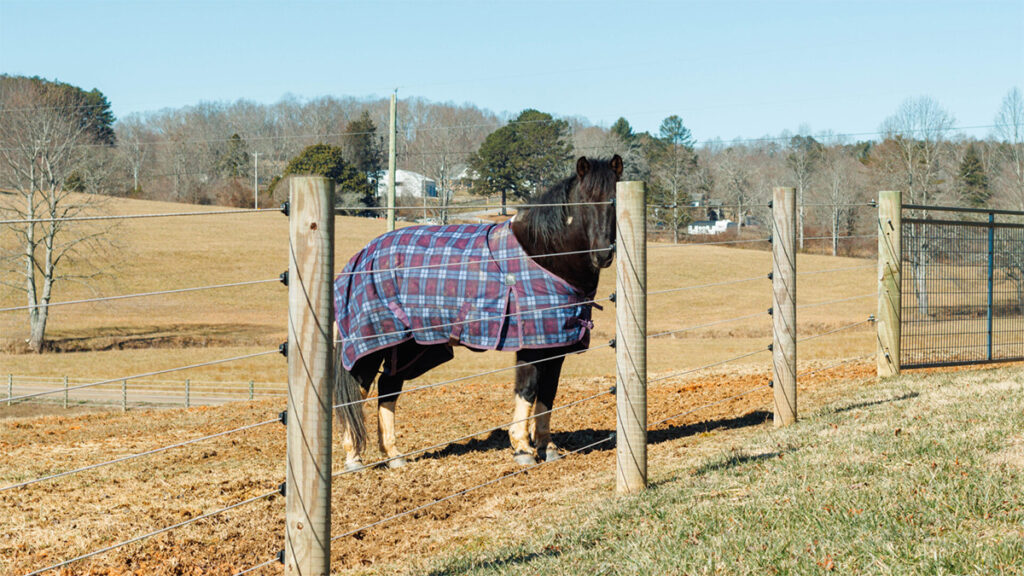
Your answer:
[0,360,874,576]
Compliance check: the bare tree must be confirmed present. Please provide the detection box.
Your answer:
[994,87,1024,211]
[879,96,956,316]
[816,133,867,256]
[0,77,112,352]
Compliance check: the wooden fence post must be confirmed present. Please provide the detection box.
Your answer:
[615,181,647,493]
[285,176,335,575]
[772,187,797,427]
[185,379,190,408]
[386,92,397,232]
[877,190,902,377]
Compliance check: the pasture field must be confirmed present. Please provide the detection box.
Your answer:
[1,194,891,575]
[0,194,877,400]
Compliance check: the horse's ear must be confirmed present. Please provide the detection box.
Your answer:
[576,156,590,179]
[611,154,623,178]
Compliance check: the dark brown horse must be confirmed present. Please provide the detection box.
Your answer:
[334,155,621,470]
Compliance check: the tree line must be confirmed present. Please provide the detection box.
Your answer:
[2,73,1023,351]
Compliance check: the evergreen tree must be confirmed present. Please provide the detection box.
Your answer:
[648,115,698,242]
[217,133,251,178]
[345,110,383,176]
[469,109,572,213]
[958,143,990,206]
[270,144,375,212]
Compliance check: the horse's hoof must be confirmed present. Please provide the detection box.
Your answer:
[386,457,407,469]
[513,451,537,466]
[542,448,563,463]
[344,459,365,473]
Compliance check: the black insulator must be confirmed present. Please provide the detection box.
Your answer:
[280,201,290,216]
[279,271,289,286]
[608,338,617,349]
[277,482,287,497]
[279,341,288,357]
[278,410,287,425]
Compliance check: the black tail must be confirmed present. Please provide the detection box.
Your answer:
[334,345,367,453]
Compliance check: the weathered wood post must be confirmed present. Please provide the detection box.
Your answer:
[772,187,797,427]
[185,379,190,408]
[285,176,335,575]
[877,190,902,377]
[615,181,647,493]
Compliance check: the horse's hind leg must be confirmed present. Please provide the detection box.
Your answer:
[335,351,381,472]
[510,350,551,466]
[376,374,407,468]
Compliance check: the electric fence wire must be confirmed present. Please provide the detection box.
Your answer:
[334,294,612,348]
[5,350,279,404]
[0,278,281,313]
[647,311,766,340]
[231,555,282,576]
[796,317,874,344]
[333,387,614,477]
[329,434,615,544]
[650,383,772,428]
[332,340,614,411]
[20,488,281,576]
[646,275,765,297]
[796,264,874,276]
[333,246,611,280]
[0,206,279,226]
[796,293,874,310]
[648,237,772,248]
[649,347,771,384]
[0,417,281,493]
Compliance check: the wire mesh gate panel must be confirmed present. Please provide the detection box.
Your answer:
[901,205,1024,368]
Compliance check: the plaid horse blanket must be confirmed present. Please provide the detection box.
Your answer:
[334,221,594,372]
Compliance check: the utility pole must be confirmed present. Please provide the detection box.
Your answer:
[387,90,397,232]
[254,152,259,210]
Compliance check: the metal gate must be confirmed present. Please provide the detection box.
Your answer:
[901,204,1024,368]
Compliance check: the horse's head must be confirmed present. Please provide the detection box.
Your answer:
[572,155,623,270]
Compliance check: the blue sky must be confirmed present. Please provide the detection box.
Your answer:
[1,0,1021,142]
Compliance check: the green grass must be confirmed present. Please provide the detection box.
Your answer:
[417,368,1024,576]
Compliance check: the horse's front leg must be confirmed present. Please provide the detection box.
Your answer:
[376,374,407,469]
[510,349,566,465]
[532,351,565,462]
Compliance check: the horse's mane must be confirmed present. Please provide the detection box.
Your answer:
[516,157,618,249]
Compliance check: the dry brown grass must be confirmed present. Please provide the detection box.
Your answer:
[1,195,881,574]
[0,195,877,392]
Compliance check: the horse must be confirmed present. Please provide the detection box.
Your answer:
[333,154,622,470]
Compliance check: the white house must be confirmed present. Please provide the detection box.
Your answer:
[375,169,438,199]
[687,219,737,235]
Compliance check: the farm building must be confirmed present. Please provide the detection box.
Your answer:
[687,218,738,235]
[375,169,439,199]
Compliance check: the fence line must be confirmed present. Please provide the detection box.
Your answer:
[648,311,766,340]
[0,207,279,226]
[332,341,615,411]
[0,278,281,313]
[334,246,611,279]
[796,292,874,310]
[5,350,278,404]
[333,387,614,478]
[334,293,611,347]
[647,275,764,297]
[7,179,892,575]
